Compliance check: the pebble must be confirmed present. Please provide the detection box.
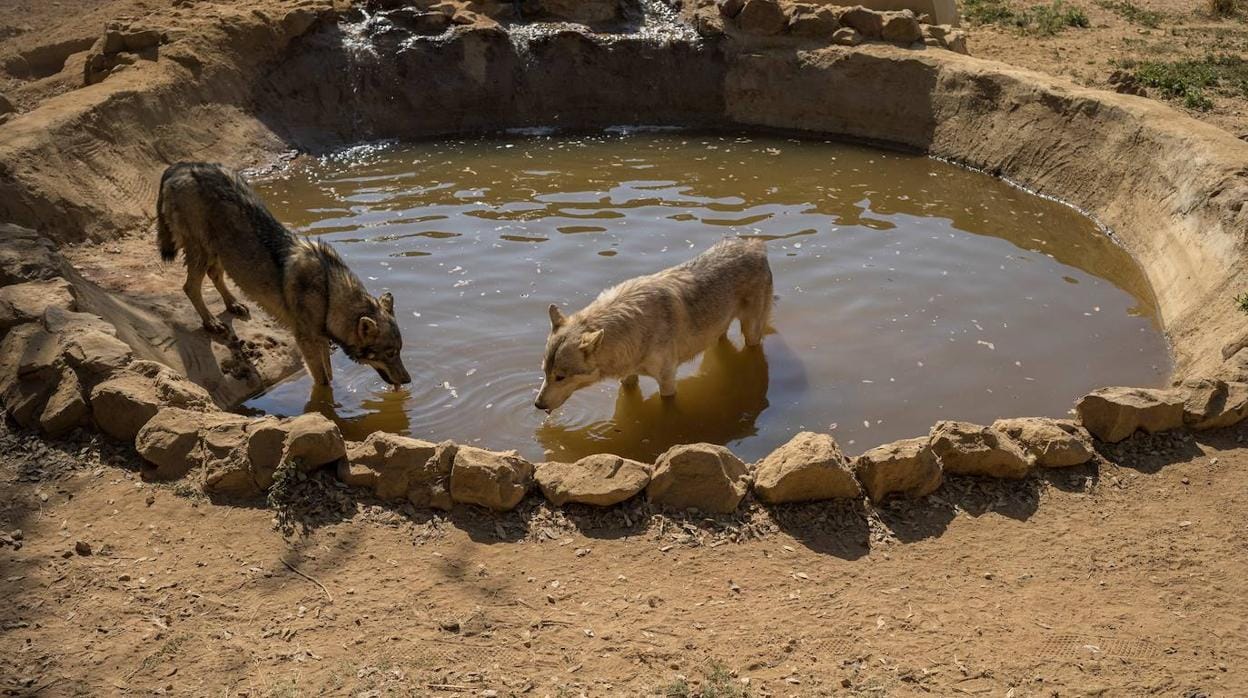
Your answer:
[75,540,92,556]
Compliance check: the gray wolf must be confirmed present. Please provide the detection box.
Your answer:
[535,237,772,411]
[155,162,412,388]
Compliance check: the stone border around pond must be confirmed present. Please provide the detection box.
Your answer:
[3,224,1246,516]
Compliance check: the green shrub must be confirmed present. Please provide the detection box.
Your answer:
[1096,0,1163,26]
[1019,0,1090,34]
[963,0,1018,24]
[1209,0,1239,17]
[962,0,1091,34]
[1127,54,1247,111]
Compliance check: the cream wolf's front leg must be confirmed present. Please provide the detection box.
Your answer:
[657,362,678,397]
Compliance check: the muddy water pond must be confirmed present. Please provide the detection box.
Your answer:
[246,132,1169,462]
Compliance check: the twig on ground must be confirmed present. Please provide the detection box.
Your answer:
[281,558,333,602]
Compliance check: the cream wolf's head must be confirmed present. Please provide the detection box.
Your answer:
[349,292,412,387]
[535,304,605,412]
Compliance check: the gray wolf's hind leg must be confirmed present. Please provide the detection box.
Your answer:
[208,264,249,318]
[183,262,227,335]
[621,374,639,388]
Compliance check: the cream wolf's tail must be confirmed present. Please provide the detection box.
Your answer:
[155,167,177,262]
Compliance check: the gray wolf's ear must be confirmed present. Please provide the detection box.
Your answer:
[579,328,604,353]
[548,304,566,331]
[357,315,379,343]
[379,292,394,314]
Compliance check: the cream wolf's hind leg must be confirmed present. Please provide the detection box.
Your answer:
[207,264,249,318]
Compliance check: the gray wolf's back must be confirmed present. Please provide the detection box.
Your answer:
[156,162,295,305]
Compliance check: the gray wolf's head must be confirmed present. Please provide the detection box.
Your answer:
[535,304,604,412]
[352,292,412,387]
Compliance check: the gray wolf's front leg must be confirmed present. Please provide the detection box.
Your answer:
[296,334,333,386]
[620,374,640,388]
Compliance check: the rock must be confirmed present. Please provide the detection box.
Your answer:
[695,10,726,36]
[122,28,162,52]
[0,325,59,428]
[1182,379,1248,430]
[281,413,345,471]
[880,10,922,44]
[39,367,88,436]
[647,443,749,513]
[244,418,288,489]
[539,0,621,24]
[0,91,13,115]
[736,0,788,35]
[41,307,113,335]
[282,7,320,36]
[535,454,650,507]
[0,225,62,285]
[923,23,968,53]
[135,407,249,482]
[88,372,159,441]
[0,279,76,334]
[789,5,839,39]
[1076,386,1184,443]
[719,0,745,19]
[60,326,133,379]
[451,446,534,511]
[101,30,127,54]
[853,436,941,503]
[929,421,1033,479]
[839,6,884,37]
[383,9,452,35]
[991,417,1094,468]
[1181,378,1227,425]
[752,431,860,503]
[832,26,863,46]
[199,418,259,498]
[341,432,443,500]
[74,540,92,556]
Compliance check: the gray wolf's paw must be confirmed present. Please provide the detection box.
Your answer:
[203,319,229,335]
[226,302,250,318]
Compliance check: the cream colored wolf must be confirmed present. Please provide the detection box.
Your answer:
[535,237,772,411]
[156,162,412,388]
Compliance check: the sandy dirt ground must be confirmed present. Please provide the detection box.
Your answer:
[967,0,1248,136]
[4,1,1248,696]
[2,419,1248,696]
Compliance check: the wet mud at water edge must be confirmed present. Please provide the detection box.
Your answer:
[245,132,1170,462]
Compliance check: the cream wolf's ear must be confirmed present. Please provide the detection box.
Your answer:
[548,304,566,331]
[379,292,395,314]
[357,316,379,342]
[579,329,604,353]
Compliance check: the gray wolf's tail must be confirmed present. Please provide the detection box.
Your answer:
[156,167,177,262]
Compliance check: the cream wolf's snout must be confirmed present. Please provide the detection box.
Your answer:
[536,237,773,411]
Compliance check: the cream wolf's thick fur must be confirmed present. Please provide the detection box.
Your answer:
[536,237,772,411]
[156,162,412,388]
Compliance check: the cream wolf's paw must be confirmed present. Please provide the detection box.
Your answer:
[226,302,250,318]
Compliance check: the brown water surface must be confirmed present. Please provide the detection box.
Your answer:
[246,132,1169,461]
